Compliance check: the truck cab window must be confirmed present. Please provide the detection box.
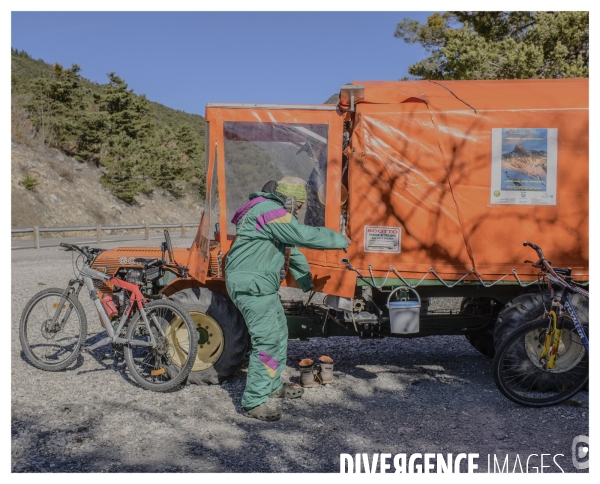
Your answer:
[223,122,328,235]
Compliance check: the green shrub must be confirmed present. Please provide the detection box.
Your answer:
[58,167,74,182]
[21,174,39,191]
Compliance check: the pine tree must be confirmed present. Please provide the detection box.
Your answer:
[394,11,589,80]
[23,63,88,148]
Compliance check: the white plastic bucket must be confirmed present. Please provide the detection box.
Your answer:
[387,287,421,334]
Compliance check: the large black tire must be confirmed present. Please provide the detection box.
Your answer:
[494,292,588,349]
[492,318,588,407]
[169,287,248,385]
[461,297,503,358]
[19,288,88,371]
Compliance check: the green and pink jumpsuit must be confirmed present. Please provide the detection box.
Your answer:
[225,191,348,410]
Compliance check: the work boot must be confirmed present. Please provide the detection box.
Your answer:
[242,401,282,422]
[315,355,334,384]
[269,383,304,399]
[299,358,319,388]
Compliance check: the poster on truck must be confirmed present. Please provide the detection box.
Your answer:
[490,128,557,205]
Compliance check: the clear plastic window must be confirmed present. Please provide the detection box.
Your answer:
[223,122,328,235]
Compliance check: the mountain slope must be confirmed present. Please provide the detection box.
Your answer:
[11,48,206,203]
[12,141,203,229]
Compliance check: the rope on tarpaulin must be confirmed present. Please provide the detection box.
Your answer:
[363,264,545,291]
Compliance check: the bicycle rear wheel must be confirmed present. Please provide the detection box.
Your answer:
[492,318,588,407]
[19,288,87,371]
[124,300,198,392]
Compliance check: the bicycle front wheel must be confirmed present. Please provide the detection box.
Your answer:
[19,288,88,371]
[492,318,588,407]
[124,300,198,392]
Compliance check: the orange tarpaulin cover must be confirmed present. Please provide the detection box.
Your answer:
[189,79,588,298]
[343,79,588,285]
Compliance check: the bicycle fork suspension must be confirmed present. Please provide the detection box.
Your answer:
[540,310,562,370]
[49,281,82,333]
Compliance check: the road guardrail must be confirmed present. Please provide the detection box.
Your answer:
[11,222,199,249]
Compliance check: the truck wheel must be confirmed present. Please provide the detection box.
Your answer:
[461,297,502,358]
[465,332,495,358]
[169,288,248,385]
[493,292,588,349]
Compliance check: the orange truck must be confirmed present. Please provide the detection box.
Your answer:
[92,78,589,385]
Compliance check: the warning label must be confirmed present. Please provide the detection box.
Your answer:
[364,226,401,253]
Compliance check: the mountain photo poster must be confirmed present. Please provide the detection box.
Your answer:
[490,128,557,205]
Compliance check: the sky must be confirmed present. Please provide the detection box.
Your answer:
[10,11,434,116]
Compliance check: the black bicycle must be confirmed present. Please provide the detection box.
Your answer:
[492,241,589,407]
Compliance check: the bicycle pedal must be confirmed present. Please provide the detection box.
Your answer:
[151,368,165,376]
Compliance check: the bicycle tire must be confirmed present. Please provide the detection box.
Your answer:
[19,288,88,371]
[124,300,198,392]
[492,318,588,407]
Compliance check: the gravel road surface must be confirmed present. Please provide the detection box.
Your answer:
[11,238,589,473]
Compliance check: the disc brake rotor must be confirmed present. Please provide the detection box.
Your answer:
[41,319,57,340]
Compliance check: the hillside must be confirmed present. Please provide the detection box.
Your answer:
[11,48,206,136]
[11,48,206,204]
[11,141,203,229]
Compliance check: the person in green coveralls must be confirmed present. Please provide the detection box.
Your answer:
[225,176,349,421]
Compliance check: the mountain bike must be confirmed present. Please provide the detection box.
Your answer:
[492,241,589,407]
[19,239,198,392]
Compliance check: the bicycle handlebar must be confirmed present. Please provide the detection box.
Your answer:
[60,243,103,264]
[524,241,587,297]
[523,240,554,273]
[60,242,86,256]
[523,240,545,260]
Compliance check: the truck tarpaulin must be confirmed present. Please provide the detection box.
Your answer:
[342,79,588,287]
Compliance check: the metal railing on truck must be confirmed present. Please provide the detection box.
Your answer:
[11,222,199,249]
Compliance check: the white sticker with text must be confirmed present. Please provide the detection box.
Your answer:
[364,226,401,253]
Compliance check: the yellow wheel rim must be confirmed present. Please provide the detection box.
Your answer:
[190,311,224,372]
[166,315,193,368]
[165,311,224,371]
